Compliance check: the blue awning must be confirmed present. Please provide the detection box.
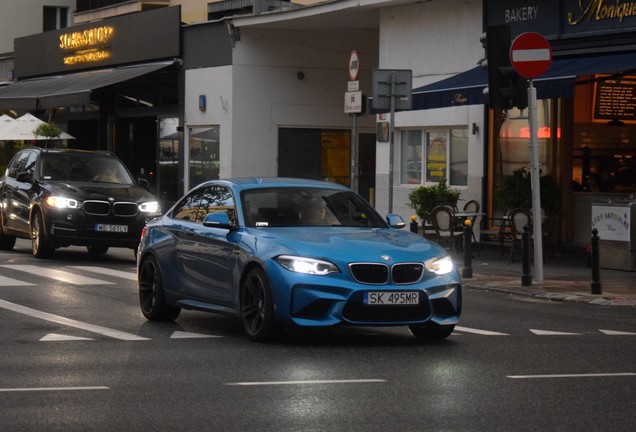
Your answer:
[411,52,636,110]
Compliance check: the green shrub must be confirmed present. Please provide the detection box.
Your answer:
[407,180,460,224]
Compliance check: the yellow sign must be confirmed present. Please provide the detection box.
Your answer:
[59,26,114,65]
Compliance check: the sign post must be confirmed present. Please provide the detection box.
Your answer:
[372,69,412,213]
[346,50,361,192]
[510,32,552,283]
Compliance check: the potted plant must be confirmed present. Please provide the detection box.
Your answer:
[407,179,460,226]
[494,167,560,216]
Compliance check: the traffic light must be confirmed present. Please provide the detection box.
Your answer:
[480,25,528,110]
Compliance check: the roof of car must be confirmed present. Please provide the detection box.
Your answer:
[206,177,351,190]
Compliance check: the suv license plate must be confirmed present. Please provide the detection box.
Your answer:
[363,291,419,306]
[95,224,128,233]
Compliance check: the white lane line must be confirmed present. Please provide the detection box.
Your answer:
[0,386,109,393]
[226,379,386,386]
[454,326,509,336]
[170,331,223,339]
[69,266,137,281]
[1,265,113,285]
[40,333,94,341]
[530,329,582,335]
[0,298,149,341]
[599,329,636,335]
[0,274,33,287]
[508,373,636,379]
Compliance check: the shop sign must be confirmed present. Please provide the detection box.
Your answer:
[591,205,631,241]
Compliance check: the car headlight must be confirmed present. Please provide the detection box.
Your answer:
[45,196,79,209]
[139,201,161,214]
[276,255,340,275]
[425,256,454,275]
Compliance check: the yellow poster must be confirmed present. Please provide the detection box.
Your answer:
[321,131,350,185]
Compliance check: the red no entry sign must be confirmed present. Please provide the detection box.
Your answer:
[510,32,552,79]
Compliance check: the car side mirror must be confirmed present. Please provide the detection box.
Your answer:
[137,178,150,191]
[386,214,406,229]
[203,212,236,230]
[16,171,34,183]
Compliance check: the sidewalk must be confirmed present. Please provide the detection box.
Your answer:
[457,247,636,307]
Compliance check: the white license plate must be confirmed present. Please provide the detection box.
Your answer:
[95,224,128,233]
[363,291,419,306]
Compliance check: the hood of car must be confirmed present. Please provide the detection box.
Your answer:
[253,226,445,263]
[41,180,156,203]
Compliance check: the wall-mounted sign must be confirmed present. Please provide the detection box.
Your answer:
[14,6,180,78]
[593,75,636,123]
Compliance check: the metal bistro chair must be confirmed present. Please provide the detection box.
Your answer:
[461,199,480,251]
[431,205,463,254]
[507,208,532,264]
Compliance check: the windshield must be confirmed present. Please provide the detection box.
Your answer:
[241,186,386,228]
[40,153,136,185]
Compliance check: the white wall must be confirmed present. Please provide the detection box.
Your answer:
[376,0,485,223]
[228,27,379,178]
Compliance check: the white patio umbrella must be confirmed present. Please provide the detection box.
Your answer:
[0,113,74,140]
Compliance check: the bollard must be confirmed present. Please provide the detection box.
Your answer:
[410,215,418,234]
[462,219,473,278]
[591,229,602,295]
[521,225,532,286]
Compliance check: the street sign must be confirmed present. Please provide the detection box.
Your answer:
[509,32,552,79]
[344,91,362,113]
[348,50,360,81]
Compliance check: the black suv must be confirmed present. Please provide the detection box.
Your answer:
[0,147,161,258]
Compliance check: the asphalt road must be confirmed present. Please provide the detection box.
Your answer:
[0,240,634,431]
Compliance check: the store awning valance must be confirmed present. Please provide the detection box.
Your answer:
[411,52,636,110]
[0,61,173,110]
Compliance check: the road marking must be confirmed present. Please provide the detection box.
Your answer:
[530,329,582,335]
[0,298,149,341]
[507,373,636,379]
[0,386,109,392]
[40,333,95,341]
[69,266,137,281]
[599,329,636,335]
[0,274,34,287]
[454,326,509,336]
[226,379,386,386]
[1,265,113,285]
[171,331,222,339]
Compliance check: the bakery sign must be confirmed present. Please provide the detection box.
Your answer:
[591,205,631,241]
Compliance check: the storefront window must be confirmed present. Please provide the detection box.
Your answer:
[158,117,179,208]
[188,126,220,189]
[399,128,468,186]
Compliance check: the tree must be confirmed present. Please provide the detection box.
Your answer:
[33,122,63,148]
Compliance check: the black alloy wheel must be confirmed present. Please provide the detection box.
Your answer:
[31,211,53,258]
[138,255,181,321]
[240,267,280,341]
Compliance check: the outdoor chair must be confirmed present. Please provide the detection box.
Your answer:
[431,205,463,254]
[507,208,532,264]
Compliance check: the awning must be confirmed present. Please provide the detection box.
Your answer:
[0,61,173,110]
[411,52,636,110]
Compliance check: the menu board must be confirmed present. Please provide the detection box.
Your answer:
[593,76,636,123]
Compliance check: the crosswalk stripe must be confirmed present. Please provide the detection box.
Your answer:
[0,298,149,341]
[530,329,582,335]
[0,274,34,287]
[69,266,137,281]
[599,329,636,335]
[1,265,113,285]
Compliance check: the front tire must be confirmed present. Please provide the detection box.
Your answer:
[31,211,53,258]
[240,267,280,341]
[0,215,16,251]
[138,255,181,321]
[409,323,455,340]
